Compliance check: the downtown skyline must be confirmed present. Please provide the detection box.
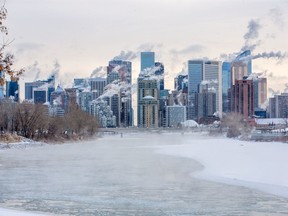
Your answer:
[3,0,288,98]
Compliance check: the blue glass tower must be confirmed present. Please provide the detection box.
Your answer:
[187,60,204,119]
[222,62,231,113]
[141,52,155,71]
[6,81,19,102]
[188,60,203,94]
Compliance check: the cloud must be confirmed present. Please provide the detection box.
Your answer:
[14,42,44,54]
[171,44,205,55]
[269,8,285,29]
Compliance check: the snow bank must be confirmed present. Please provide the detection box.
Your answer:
[181,120,199,128]
[0,207,47,216]
[156,134,288,198]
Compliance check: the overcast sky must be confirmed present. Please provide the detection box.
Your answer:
[4,0,288,96]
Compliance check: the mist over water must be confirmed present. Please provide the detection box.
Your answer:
[0,133,288,216]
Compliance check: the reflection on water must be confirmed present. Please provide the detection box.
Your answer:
[0,133,288,216]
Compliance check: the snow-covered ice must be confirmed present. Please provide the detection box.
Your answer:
[1,132,288,215]
[156,133,288,198]
[0,207,47,216]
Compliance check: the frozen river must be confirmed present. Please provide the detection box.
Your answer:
[0,132,288,215]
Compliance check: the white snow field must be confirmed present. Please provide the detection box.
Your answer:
[0,207,47,215]
[156,132,288,198]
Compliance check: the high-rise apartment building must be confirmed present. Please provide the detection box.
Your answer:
[89,77,106,100]
[233,78,254,119]
[268,93,288,118]
[253,77,267,109]
[137,78,159,128]
[203,61,222,116]
[166,105,186,128]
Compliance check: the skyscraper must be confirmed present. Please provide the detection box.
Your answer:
[107,59,133,127]
[231,50,252,85]
[233,78,254,119]
[108,60,132,84]
[175,74,188,93]
[90,99,117,128]
[187,60,204,120]
[188,60,222,119]
[155,62,164,90]
[78,90,93,113]
[203,61,222,116]
[6,81,19,102]
[137,77,159,128]
[89,77,106,100]
[141,52,155,71]
[102,94,121,127]
[188,60,204,94]
[268,93,288,118]
[253,77,267,109]
[196,90,216,121]
[222,62,231,113]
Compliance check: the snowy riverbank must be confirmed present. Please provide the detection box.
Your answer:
[156,133,288,198]
[0,207,48,216]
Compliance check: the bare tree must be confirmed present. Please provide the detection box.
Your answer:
[64,106,99,138]
[0,3,24,88]
[0,98,18,132]
[15,103,48,139]
[221,112,252,138]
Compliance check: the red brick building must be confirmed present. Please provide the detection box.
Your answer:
[233,79,254,119]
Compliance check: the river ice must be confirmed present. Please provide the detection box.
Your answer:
[0,132,288,215]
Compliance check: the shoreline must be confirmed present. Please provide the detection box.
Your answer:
[0,207,48,216]
[155,134,288,199]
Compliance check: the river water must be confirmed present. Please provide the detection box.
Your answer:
[0,133,288,216]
